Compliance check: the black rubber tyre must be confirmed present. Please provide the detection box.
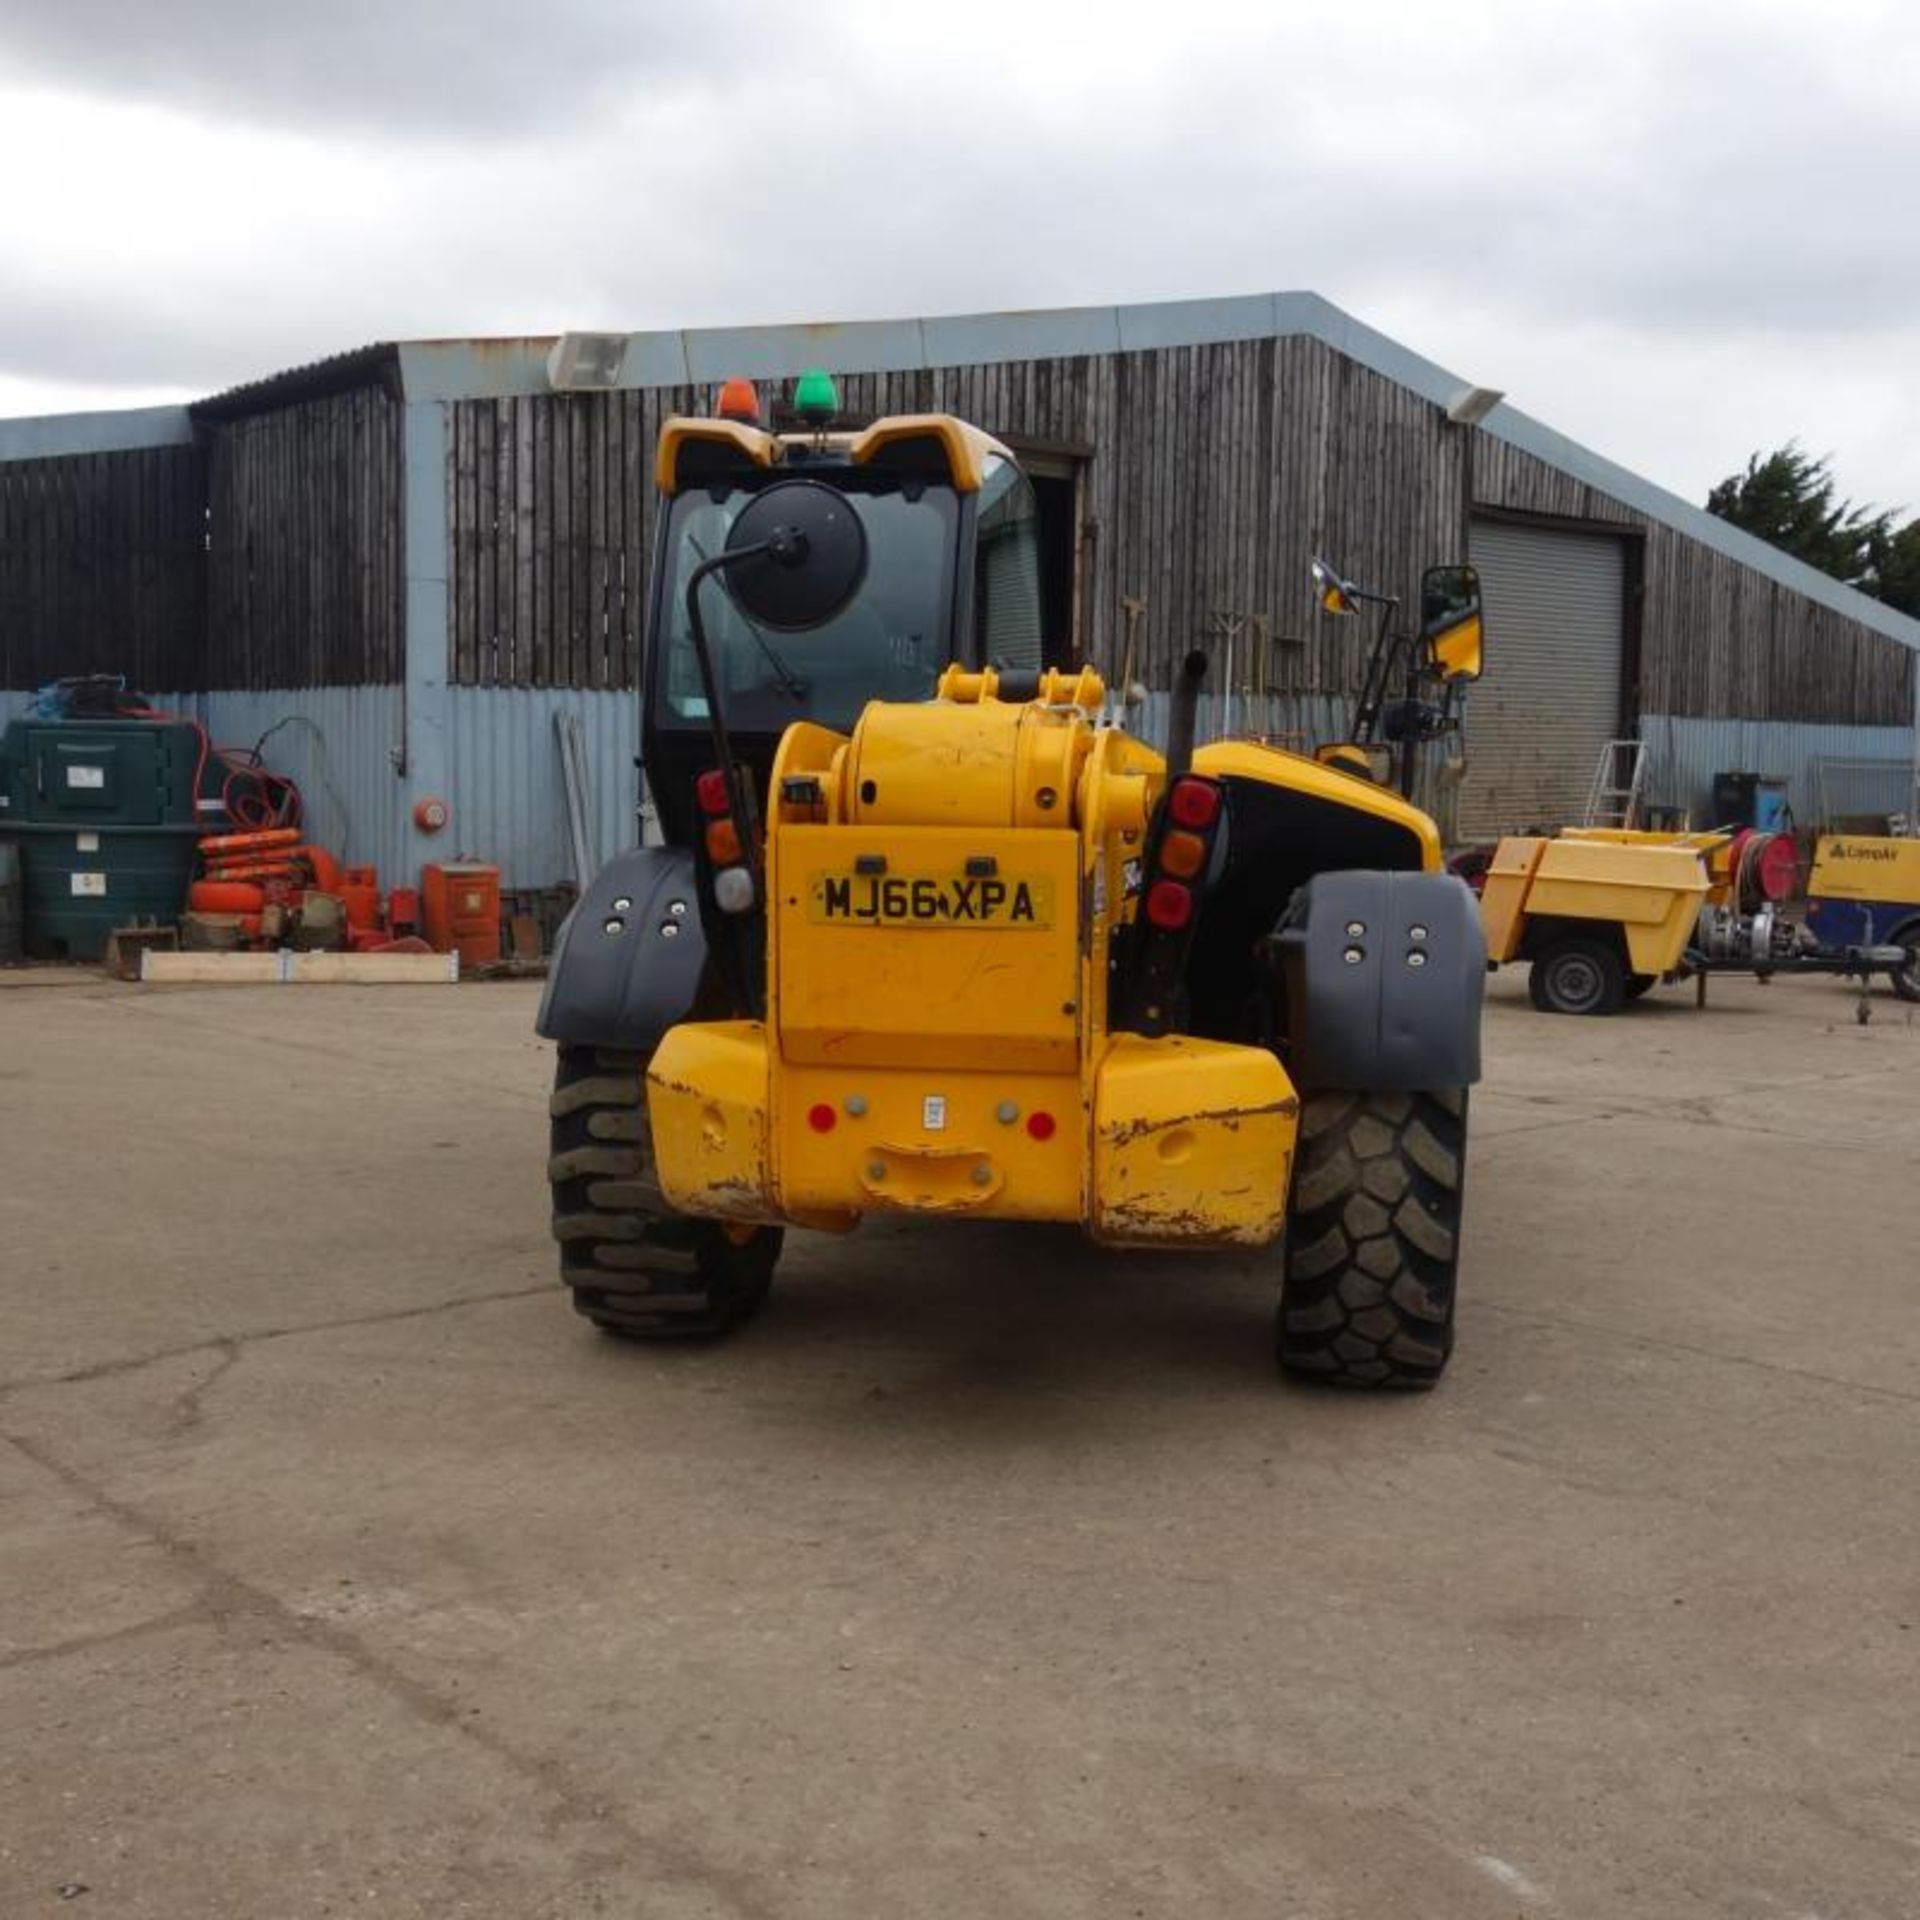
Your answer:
[1277,1089,1466,1389]
[549,1044,780,1339]
[1528,934,1627,1016]
[1887,920,1920,1004]
[1624,971,1658,1000]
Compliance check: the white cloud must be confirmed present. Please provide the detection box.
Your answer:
[2,0,1917,512]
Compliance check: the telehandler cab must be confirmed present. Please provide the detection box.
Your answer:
[537,378,1486,1386]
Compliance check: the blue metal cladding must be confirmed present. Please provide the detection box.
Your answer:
[1641,715,1917,831]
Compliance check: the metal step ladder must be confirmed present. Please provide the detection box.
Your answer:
[1583,739,1647,828]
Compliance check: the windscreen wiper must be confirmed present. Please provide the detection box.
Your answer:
[690,531,809,699]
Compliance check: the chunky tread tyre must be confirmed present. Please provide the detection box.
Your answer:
[549,1044,779,1339]
[1278,1089,1466,1389]
[1528,934,1627,1016]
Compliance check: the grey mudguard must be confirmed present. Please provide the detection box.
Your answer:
[535,846,709,1053]
[1272,870,1484,1089]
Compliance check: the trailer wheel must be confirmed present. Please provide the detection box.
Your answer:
[1528,934,1626,1016]
[549,1044,780,1339]
[1277,1089,1465,1389]
[1888,921,1920,1003]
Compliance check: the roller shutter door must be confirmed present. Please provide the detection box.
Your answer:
[1456,521,1626,840]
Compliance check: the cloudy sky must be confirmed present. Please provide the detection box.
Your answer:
[2,0,1916,516]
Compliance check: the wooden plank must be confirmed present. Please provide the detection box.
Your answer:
[142,949,459,984]
[620,388,645,688]
[551,397,574,686]
[289,951,459,984]
[451,400,475,684]
[572,396,593,688]
[143,951,284,984]
[531,398,552,685]
[473,400,496,685]
[491,398,513,684]
[590,392,610,689]
[515,399,537,686]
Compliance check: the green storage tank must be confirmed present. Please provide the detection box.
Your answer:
[0,717,205,960]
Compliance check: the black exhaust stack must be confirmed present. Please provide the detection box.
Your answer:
[1164,649,1208,779]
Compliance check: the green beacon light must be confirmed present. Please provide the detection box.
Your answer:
[793,368,838,427]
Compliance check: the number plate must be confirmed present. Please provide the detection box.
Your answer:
[808,871,1054,929]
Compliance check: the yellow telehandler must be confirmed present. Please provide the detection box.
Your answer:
[537,377,1487,1386]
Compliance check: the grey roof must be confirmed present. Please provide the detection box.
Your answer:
[0,402,193,459]
[190,342,400,419]
[3,292,1917,652]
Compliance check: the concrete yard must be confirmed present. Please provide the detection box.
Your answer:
[2,967,1918,1919]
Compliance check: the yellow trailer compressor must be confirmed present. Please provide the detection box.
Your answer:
[1483,826,1913,1013]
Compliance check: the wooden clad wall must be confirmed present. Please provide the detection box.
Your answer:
[445,338,1467,699]
[203,388,403,688]
[0,445,207,691]
[1475,439,1912,725]
[442,335,1910,727]
[445,385,696,689]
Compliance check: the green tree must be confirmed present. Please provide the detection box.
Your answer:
[1865,518,1920,618]
[1706,443,1893,591]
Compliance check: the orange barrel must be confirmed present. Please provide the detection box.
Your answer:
[421,862,501,969]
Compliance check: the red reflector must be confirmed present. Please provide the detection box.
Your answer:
[1145,879,1193,931]
[1026,1110,1056,1141]
[1167,777,1221,830]
[696,768,731,817]
[807,1102,837,1133]
[716,377,760,424]
[705,818,744,866]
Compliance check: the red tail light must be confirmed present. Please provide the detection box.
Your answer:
[1145,879,1193,931]
[1026,1111,1057,1142]
[1167,777,1221,830]
[807,1102,837,1133]
[696,768,731,816]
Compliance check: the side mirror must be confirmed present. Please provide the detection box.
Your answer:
[1420,563,1483,682]
[724,479,869,630]
[1309,556,1360,617]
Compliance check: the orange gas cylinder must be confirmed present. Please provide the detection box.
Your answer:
[421,862,501,969]
[339,866,380,931]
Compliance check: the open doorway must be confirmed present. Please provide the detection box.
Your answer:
[1007,447,1083,669]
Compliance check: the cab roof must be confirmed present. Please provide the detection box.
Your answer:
[654,413,1010,497]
